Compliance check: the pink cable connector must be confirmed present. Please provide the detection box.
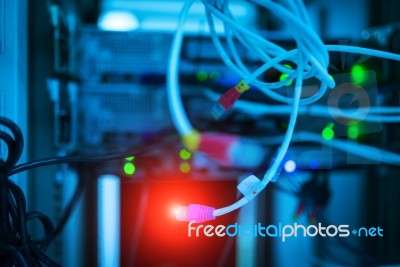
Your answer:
[175,204,215,223]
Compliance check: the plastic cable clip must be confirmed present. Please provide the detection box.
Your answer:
[237,175,266,201]
[235,80,250,93]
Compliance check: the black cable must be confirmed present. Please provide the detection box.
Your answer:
[30,242,60,267]
[1,177,12,233]
[7,191,19,232]
[49,134,179,241]
[0,116,179,266]
[9,134,179,176]
[26,211,55,250]
[9,180,36,266]
[51,170,86,240]
[0,243,29,266]
[0,133,15,234]
[0,117,33,266]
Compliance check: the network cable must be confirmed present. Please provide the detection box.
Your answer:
[203,90,400,123]
[0,116,178,266]
[169,0,400,223]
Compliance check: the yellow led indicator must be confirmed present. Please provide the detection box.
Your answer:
[180,162,191,173]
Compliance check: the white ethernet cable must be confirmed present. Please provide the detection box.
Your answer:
[229,99,400,123]
[167,0,268,165]
[202,0,331,80]
[170,0,400,223]
[201,0,332,108]
[177,62,302,221]
[256,131,400,166]
[261,53,305,185]
[204,88,400,123]
[202,0,400,104]
[178,55,304,224]
[166,0,195,137]
[173,0,308,223]
[168,0,265,222]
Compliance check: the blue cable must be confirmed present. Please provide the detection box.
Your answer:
[167,0,195,136]
[262,52,304,184]
[170,0,400,220]
[326,45,400,61]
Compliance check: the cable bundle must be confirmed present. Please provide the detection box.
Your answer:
[167,0,400,221]
[0,117,60,267]
[0,116,180,265]
[203,0,334,104]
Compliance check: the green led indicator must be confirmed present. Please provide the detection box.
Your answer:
[279,73,293,86]
[125,156,134,161]
[196,71,208,81]
[180,162,191,173]
[322,123,335,141]
[124,162,136,175]
[348,125,359,139]
[351,65,366,85]
[179,148,192,160]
